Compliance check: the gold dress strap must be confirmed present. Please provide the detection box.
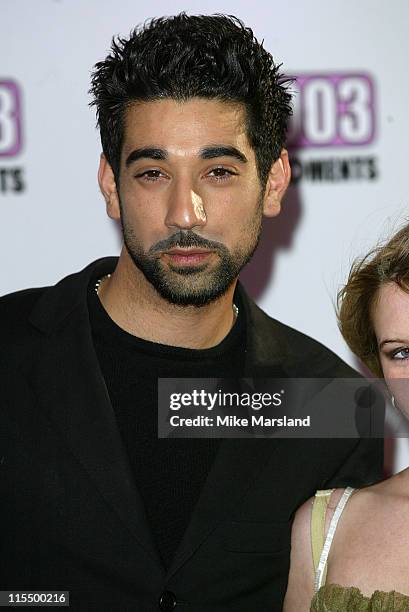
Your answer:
[312,487,355,592]
[311,489,334,580]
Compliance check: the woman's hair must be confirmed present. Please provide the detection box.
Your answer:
[338,222,409,376]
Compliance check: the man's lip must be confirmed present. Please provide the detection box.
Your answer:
[164,249,213,255]
[163,249,214,266]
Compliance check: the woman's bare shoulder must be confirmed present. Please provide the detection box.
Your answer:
[282,496,315,612]
[283,489,347,612]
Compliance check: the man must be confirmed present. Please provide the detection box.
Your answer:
[0,14,382,612]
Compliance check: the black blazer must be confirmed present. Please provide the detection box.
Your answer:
[0,258,383,612]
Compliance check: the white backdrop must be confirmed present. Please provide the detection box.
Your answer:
[2,0,409,470]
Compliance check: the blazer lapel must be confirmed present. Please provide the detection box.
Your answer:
[166,436,279,580]
[166,283,287,580]
[27,259,164,572]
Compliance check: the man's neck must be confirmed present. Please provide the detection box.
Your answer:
[97,250,238,350]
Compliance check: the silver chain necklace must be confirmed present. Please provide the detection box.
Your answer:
[94,274,111,294]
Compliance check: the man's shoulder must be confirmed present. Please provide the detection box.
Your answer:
[0,258,117,338]
[246,296,358,378]
[0,286,48,329]
[0,286,51,373]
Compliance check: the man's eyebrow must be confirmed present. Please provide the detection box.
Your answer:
[124,145,248,167]
[200,145,248,163]
[125,147,167,166]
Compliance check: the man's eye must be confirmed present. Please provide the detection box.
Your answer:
[135,170,164,181]
[391,348,409,360]
[207,167,237,180]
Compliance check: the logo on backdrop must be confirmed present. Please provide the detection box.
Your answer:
[287,73,378,183]
[0,79,25,194]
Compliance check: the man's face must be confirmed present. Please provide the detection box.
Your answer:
[100,98,287,306]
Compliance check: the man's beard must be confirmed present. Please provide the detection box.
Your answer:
[121,204,263,307]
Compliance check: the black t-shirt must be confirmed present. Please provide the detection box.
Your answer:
[88,281,246,569]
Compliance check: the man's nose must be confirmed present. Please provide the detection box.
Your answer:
[164,179,207,230]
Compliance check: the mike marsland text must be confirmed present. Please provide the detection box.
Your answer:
[169,415,311,428]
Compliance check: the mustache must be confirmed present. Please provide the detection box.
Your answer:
[149,231,226,254]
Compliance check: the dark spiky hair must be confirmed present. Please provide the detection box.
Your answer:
[89,13,293,185]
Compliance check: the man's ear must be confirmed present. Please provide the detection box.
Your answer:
[98,153,121,220]
[262,149,291,218]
